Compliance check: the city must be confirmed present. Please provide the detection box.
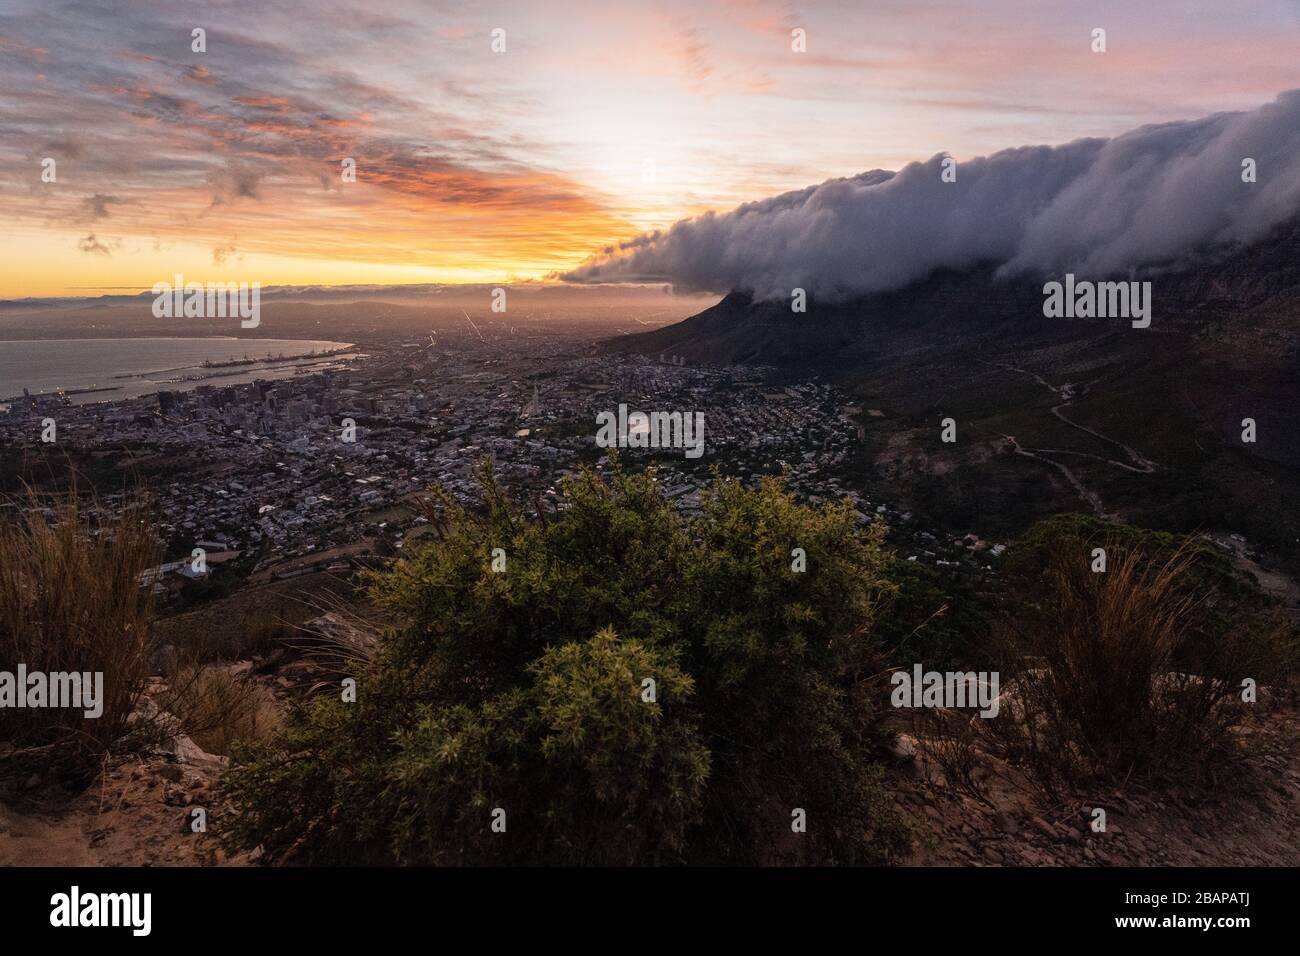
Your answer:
[1,331,1005,600]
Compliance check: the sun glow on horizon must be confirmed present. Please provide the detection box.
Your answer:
[2,0,1299,298]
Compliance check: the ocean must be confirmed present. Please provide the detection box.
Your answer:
[0,337,356,405]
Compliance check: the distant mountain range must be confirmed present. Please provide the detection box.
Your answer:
[0,283,684,311]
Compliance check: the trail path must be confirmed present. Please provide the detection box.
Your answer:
[987,362,1160,513]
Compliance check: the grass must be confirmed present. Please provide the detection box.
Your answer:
[988,535,1291,795]
[158,662,282,757]
[0,486,159,776]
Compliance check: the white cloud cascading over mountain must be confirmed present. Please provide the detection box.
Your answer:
[564,89,1300,302]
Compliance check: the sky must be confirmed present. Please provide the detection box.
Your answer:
[2,0,1300,297]
[567,90,1300,300]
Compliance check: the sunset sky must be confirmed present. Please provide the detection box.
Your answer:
[2,0,1299,297]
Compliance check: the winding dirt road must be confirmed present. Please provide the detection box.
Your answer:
[989,362,1160,513]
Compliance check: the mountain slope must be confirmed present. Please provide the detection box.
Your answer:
[612,220,1300,572]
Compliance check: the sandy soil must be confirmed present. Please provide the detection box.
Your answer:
[0,750,255,867]
[891,706,1300,866]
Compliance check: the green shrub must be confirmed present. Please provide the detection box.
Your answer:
[224,460,909,864]
[874,558,988,669]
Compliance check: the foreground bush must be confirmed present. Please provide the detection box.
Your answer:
[0,488,159,775]
[225,461,910,864]
[989,515,1297,794]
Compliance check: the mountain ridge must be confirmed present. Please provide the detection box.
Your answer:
[611,218,1300,571]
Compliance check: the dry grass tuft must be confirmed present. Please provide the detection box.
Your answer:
[988,537,1290,796]
[0,486,159,774]
[159,663,282,756]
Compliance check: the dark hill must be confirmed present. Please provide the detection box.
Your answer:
[612,220,1300,575]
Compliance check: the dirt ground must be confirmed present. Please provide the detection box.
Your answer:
[891,706,1300,866]
[1,747,255,867]
[5,707,1300,867]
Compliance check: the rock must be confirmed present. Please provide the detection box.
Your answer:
[163,785,188,806]
[1032,816,1057,839]
[23,774,42,790]
[887,734,918,763]
[160,734,226,771]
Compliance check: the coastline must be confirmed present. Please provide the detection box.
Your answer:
[0,337,358,405]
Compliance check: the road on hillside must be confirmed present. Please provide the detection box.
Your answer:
[987,362,1160,513]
